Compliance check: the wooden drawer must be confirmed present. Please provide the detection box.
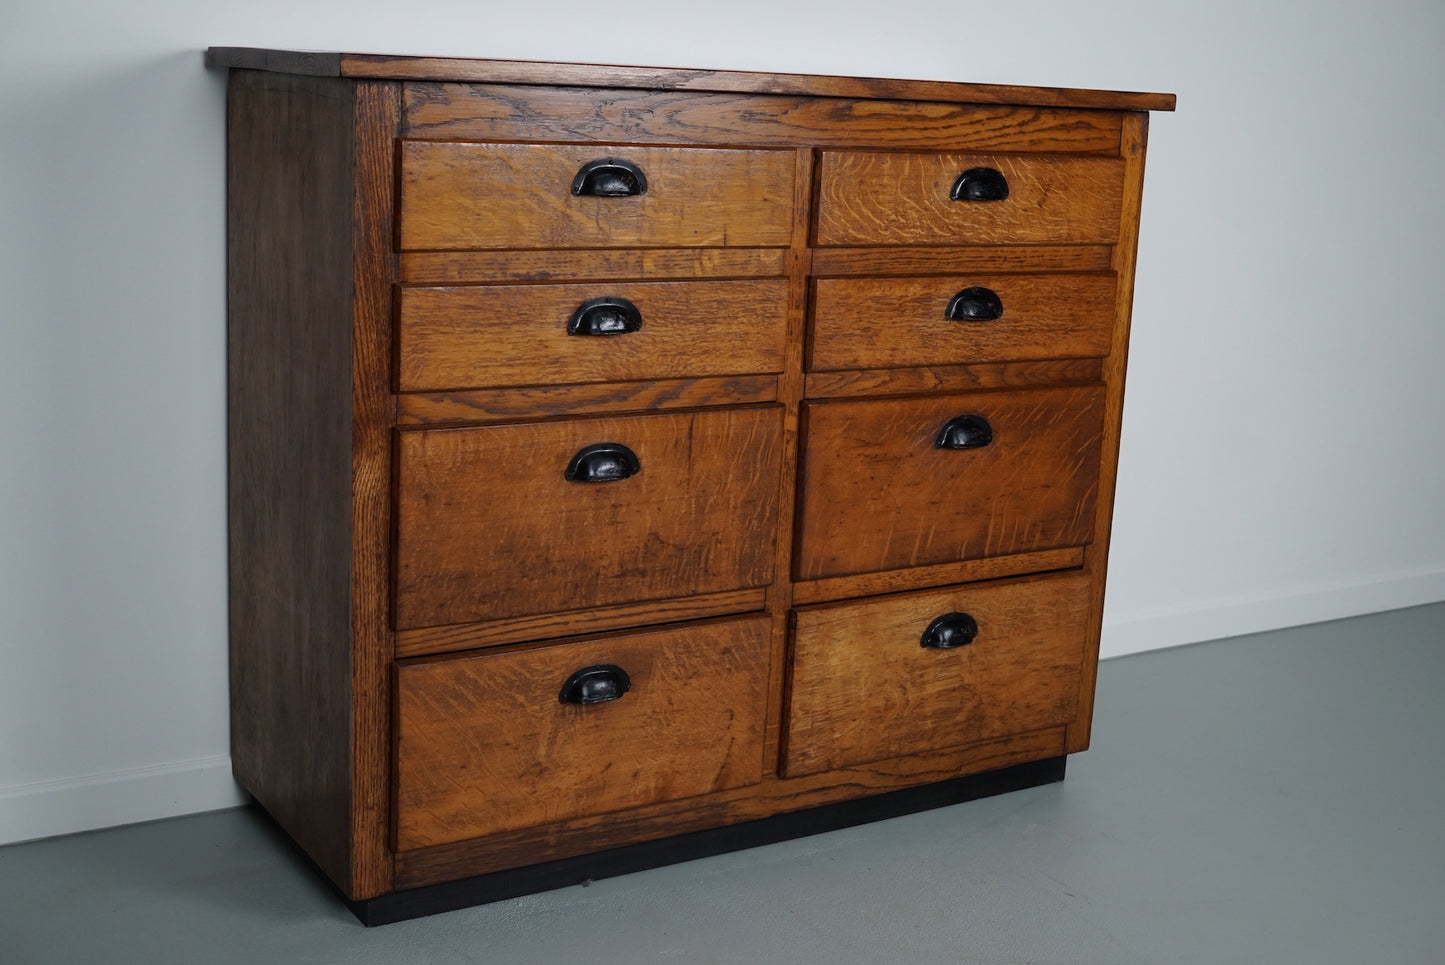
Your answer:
[783,573,1090,776]
[395,405,782,629]
[396,615,771,849]
[809,273,1116,372]
[795,386,1105,580]
[814,151,1124,247]
[399,141,796,250]
[398,279,790,392]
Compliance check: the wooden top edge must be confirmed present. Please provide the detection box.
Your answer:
[204,48,1176,112]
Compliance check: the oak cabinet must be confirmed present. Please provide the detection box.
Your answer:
[211,46,1172,924]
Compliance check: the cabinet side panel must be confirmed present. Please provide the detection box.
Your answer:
[227,70,357,890]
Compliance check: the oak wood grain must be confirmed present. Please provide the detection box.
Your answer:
[394,405,782,628]
[816,151,1124,247]
[393,726,1068,887]
[810,245,1114,278]
[399,247,787,285]
[809,273,1117,372]
[804,360,1104,399]
[206,48,1176,111]
[398,280,789,392]
[395,616,771,849]
[790,547,1085,606]
[783,574,1091,776]
[795,386,1106,580]
[395,376,779,425]
[399,141,794,251]
[401,84,1127,152]
[394,588,767,658]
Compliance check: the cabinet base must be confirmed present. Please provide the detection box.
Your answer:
[346,754,1066,925]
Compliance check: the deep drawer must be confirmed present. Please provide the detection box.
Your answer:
[396,615,771,849]
[399,141,796,250]
[794,386,1105,581]
[398,279,790,392]
[783,573,1090,776]
[395,405,782,629]
[809,273,1116,372]
[814,151,1124,246]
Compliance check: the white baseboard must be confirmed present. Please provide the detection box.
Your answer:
[0,755,247,846]
[4,568,1441,847]
[1101,565,1445,659]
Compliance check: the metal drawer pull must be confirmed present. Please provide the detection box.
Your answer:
[571,158,648,197]
[559,664,632,705]
[945,286,1004,322]
[565,443,640,482]
[949,166,1009,202]
[920,612,979,649]
[934,414,993,450]
[568,296,643,336]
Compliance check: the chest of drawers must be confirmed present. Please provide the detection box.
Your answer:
[210,47,1173,923]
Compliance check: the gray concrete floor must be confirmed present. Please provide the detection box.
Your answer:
[3,602,1443,964]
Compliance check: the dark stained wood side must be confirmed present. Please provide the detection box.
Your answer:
[393,726,1068,887]
[401,84,1125,152]
[347,80,400,899]
[1067,112,1152,755]
[227,70,358,894]
[206,49,1175,112]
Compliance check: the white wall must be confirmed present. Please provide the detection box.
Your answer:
[2,0,1442,845]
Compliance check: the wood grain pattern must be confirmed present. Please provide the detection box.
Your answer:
[401,84,1127,152]
[816,151,1124,247]
[790,547,1085,606]
[396,376,779,425]
[226,70,359,895]
[810,245,1114,278]
[394,726,1068,887]
[395,405,782,629]
[398,280,789,392]
[395,616,771,850]
[783,574,1091,776]
[795,386,1106,580]
[207,50,1175,112]
[395,588,767,658]
[399,247,787,285]
[1067,112,1153,755]
[399,141,794,251]
[809,273,1116,372]
[804,360,1104,399]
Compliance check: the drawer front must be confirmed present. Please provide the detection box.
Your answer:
[396,616,771,849]
[815,151,1124,247]
[809,273,1116,372]
[399,141,795,250]
[399,279,790,392]
[795,387,1105,581]
[783,574,1090,776]
[395,405,782,629]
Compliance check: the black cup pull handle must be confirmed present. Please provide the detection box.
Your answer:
[559,664,632,705]
[934,415,993,450]
[945,286,1004,322]
[571,158,648,197]
[565,443,640,483]
[950,166,1009,202]
[568,297,643,336]
[920,612,979,649]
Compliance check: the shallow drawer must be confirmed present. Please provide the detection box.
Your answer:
[399,141,795,250]
[395,405,782,629]
[396,615,771,849]
[809,272,1116,372]
[398,279,790,392]
[783,573,1090,776]
[795,386,1105,581]
[814,151,1123,247]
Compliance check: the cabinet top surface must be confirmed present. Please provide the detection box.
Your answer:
[204,47,1176,113]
